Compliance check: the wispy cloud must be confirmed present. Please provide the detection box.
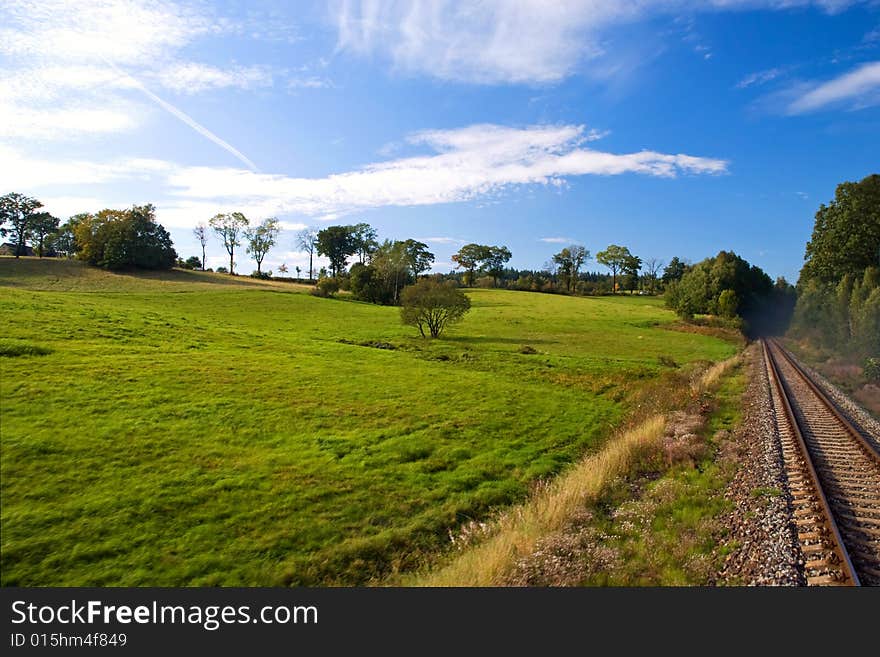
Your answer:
[539,237,574,244]
[333,0,867,84]
[417,237,468,245]
[156,62,275,94]
[5,123,728,224]
[101,58,259,171]
[736,67,785,89]
[288,76,334,89]
[1,1,264,168]
[787,61,880,113]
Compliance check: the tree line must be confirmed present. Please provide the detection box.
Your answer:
[789,174,879,362]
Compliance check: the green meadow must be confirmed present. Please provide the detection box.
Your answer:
[0,258,736,585]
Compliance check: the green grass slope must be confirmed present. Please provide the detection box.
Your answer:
[0,258,736,585]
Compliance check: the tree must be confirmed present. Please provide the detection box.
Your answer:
[718,289,739,318]
[643,258,664,295]
[451,243,489,287]
[245,217,280,276]
[623,254,642,294]
[666,250,773,329]
[401,279,471,338]
[596,244,635,294]
[552,245,589,292]
[0,192,43,258]
[295,265,301,278]
[193,222,209,270]
[316,225,357,277]
[402,239,435,277]
[484,245,512,287]
[801,174,880,285]
[296,228,318,280]
[51,219,79,258]
[73,204,177,270]
[31,212,59,257]
[209,212,249,275]
[278,263,288,277]
[662,257,689,286]
[182,256,202,270]
[351,222,378,264]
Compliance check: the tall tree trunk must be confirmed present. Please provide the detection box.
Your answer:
[309,252,313,281]
[229,249,234,275]
[201,244,206,270]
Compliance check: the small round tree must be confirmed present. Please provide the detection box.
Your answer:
[400,279,471,338]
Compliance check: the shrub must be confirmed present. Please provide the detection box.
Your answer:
[250,270,272,279]
[400,279,471,338]
[215,266,228,274]
[312,277,340,298]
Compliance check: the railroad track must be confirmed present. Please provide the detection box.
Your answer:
[762,338,880,586]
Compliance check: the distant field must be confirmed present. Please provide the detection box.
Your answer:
[0,258,736,585]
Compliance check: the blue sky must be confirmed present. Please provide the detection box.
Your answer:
[2,1,878,281]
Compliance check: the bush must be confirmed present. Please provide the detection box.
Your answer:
[312,277,340,298]
[250,270,272,279]
[865,358,880,383]
[400,279,471,338]
[215,266,228,274]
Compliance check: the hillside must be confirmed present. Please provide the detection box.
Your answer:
[0,258,737,585]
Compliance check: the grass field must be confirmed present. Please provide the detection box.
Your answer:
[0,258,737,585]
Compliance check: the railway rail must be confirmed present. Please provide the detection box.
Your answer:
[762,338,880,586]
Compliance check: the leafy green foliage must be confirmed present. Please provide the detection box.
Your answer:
[596,244,636,293]
[0,192,43,257]
[552,245,590,292]
[350,240,436,305]
[245,217,280,275]
[209,212,249,275]
[451,243,512,287]
[662,257,689,286]
[801,174,880,285]
[664,251,774,330]
[790,175,879,357]
[30,212,59,257]
[313,276,340,297]
[73,205,177,270]
[316,225,357,277]
[451,243,489,287]
[400,279,471,337]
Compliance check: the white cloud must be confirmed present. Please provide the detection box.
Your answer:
[0,0,264,165]
[539,237,574,244]
[0,100,141,140]
[0,0,213,64]
[5,124,727,226]
[736,67,784,88]
[333,0,866,84]
[417,237,468,245]
[156,62,274,93]
[0,145,172,188]
[162,124,727,217]
[787,61,880,113]
[288,76,334,89]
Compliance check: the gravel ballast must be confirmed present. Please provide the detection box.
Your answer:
[714,343,803,586]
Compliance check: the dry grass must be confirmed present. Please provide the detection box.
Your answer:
[405,354,741,587]
[405,415,666,586]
